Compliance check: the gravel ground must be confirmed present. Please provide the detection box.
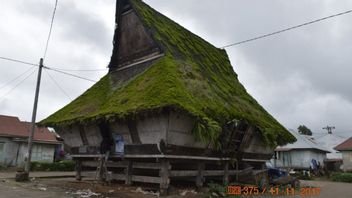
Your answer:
[0,177,351,198]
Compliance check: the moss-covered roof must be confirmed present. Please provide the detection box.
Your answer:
[40,0,295,146]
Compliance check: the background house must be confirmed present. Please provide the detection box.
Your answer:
[314,132,347,171]
[334,137,352,172]
[272,130,329,170]
[0,115,61,167]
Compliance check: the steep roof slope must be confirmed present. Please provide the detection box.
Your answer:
[335,137,352,151]
[40,0,295,146]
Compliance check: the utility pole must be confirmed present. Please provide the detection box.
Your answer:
[18,58,43,181]
[323,125,335,134]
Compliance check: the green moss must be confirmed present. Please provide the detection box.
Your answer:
[40,0,295,146]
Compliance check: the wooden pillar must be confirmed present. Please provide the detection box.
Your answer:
[235,161,239,181]
[196,162,205,189]
[223,161,229,184]
[159,160,170,196]
[125,160,133,185]
[75,160,82,181]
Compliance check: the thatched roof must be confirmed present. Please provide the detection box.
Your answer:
[40,0,295,146]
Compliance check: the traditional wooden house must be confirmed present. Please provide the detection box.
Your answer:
[40,0,295,193]
[334,137,352,172]
[272,130,329,170]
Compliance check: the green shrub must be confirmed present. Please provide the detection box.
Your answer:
[331,173,352,183]
[0,164,6,171]
[208,182,242,197]
[30,160,75,171]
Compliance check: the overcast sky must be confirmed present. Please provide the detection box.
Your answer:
[0,0,351,137]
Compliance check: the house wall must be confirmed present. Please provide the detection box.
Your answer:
[0,137,19,166]
[58,127,84,148]
[114,6,161,68]
[14,142,56,167]
[341,151,352,172]
[56,112,274,157]
[167,112,204,148]
[242,132,274,156]
[58,112,203,149]
[0,137,56,167]
[272,150,327,169]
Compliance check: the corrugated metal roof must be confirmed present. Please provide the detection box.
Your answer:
[314,133,347,159]
[334,137,352,151]
[275,130,330,153]
[0,114,59,143]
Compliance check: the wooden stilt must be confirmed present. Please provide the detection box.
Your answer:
[159,160,170,196]
[125,160,133,185]
[236,161,239,181]
[196,162,205,189]
[75,160,82,181]
[223,161,229,184]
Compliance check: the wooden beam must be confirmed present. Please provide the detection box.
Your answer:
[111,173,125,181]
[81,171,97,178]
[72,154,233,161]
[169,169,250,177]
[170,170,198,177]
[78,126,89,146]
[132,175,161,184]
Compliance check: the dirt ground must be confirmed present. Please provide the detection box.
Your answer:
[0,177,351,198]
[0,178,204,198]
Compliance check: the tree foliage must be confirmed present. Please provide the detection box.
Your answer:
[298,125,312,136]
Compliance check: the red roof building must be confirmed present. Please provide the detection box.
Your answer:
[334,137,352,172]
[334,137,352,151]
[0,115,59,143]
[0,115,61,167]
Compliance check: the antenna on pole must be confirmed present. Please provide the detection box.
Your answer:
[16,58,44,181]
[322,125,335,134]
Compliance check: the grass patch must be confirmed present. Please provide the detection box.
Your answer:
[30,160,75,172]
[331,172,352,183]
[208,182,241,197]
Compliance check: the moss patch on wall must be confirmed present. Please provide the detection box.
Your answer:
[40,0,295,147]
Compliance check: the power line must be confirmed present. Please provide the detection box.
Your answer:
[47,66,108,72]
[43,0,59,60]
[221,9,352,48]
[0,56,38,67]
[0,55,106,72]
[0,66,35,91]
[44,69,72,100]
[0,68,37,103]
[44,67,97,82]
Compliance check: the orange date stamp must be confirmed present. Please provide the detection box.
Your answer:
[227,185,321,196]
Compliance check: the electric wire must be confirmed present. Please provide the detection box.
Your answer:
[221,9,352,48]
[47,66,108,72]
[0,68,37,103]
[43,0,59,60]
[0,66,36,91]
[43,69,72,100]
[0,56,38,67]
[44,66,97,82]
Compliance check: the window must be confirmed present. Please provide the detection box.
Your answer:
[0,143,4,161]
[32,145,43,161]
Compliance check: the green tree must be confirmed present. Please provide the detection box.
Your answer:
[298,125,313,136]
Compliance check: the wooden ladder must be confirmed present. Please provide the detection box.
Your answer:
[95,151,111,183]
